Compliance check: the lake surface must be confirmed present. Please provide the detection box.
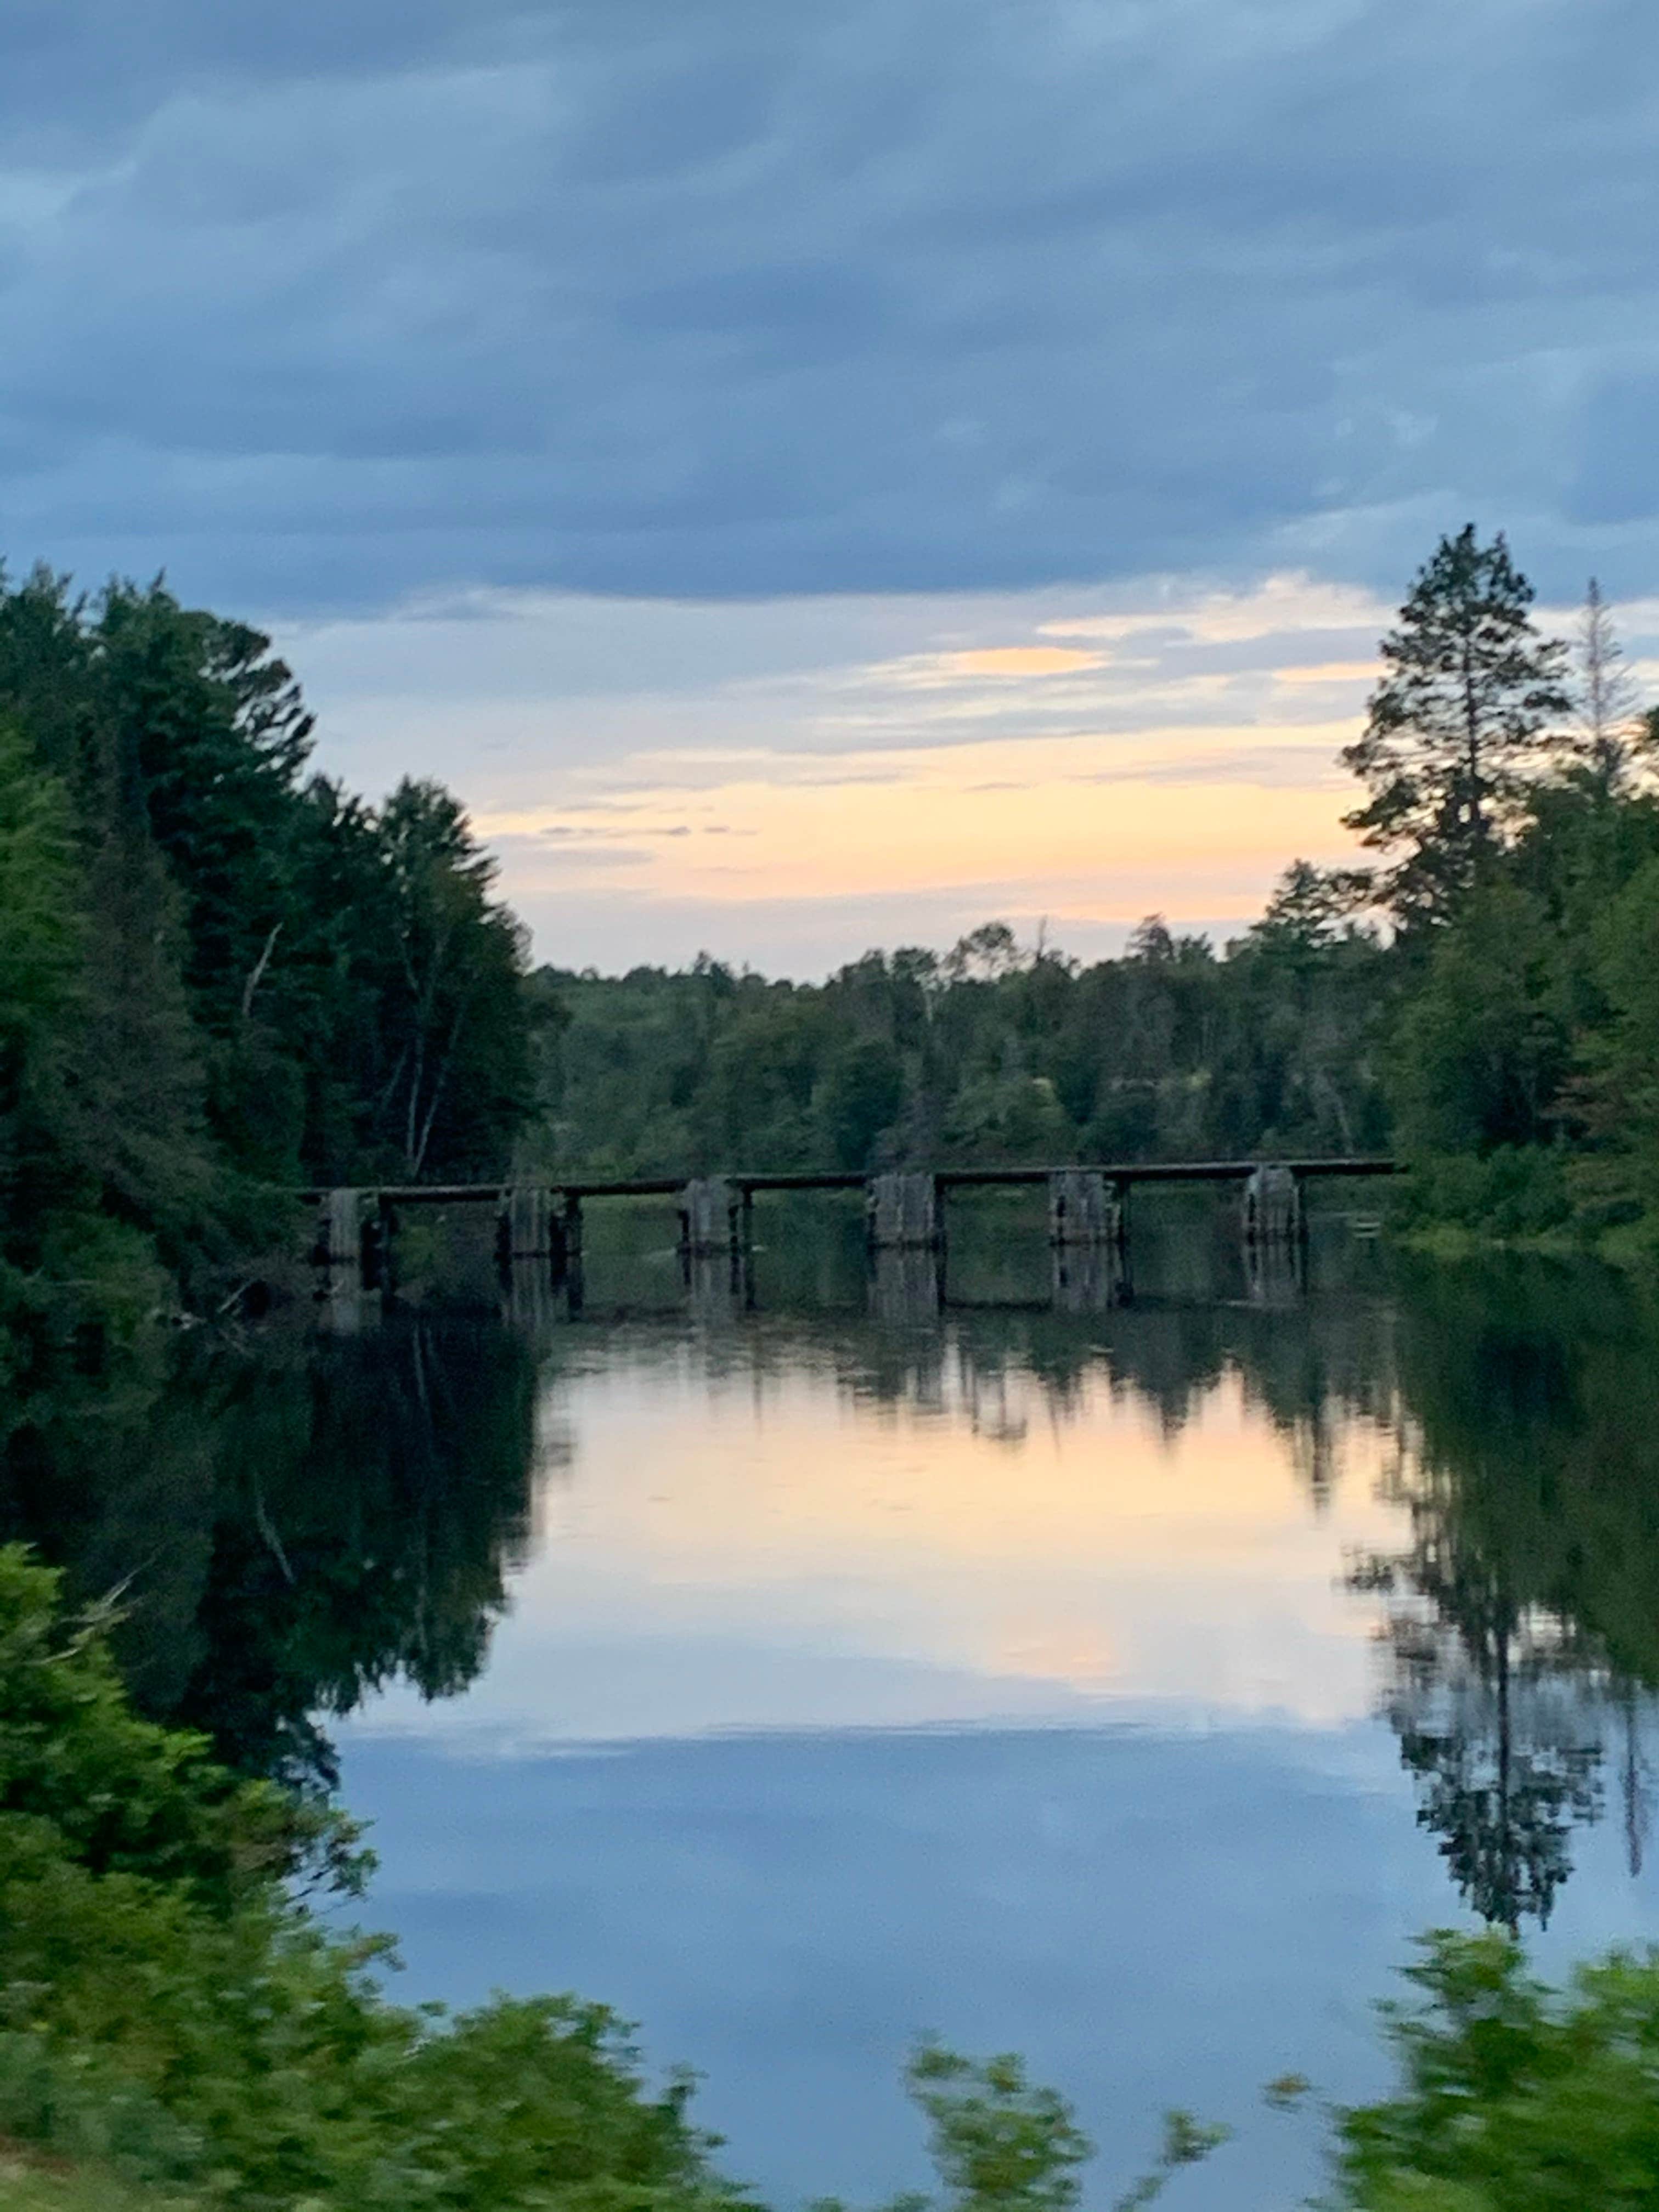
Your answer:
[9,1203,1659,2208]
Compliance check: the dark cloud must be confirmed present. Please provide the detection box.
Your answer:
[2,0,1658,612]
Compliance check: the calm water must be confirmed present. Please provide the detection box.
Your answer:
[9,1201,1659,2208]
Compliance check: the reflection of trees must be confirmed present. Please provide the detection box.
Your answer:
[10,1233,1659,1938]
[0,1319,539,1792]
[1351,1256,1659,1929]
[743,1241,1659,1931]
[1355,1543,1602,1931]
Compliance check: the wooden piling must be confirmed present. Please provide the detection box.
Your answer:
[501,1185,553,1259]
[680,1177,738,1256]
[1051,1242,1130,1312]
[318,1188,366,1270]
[557,1191,584,1311]
[1242,1164,1303,1244]
[1047,1169,1122,1246]
[866,1172,940,1250]
[868,1246,943,1324]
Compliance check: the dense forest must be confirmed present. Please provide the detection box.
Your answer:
[0,566,533,1374]
[532,531,1659,1249]
[2,527,1657,1379]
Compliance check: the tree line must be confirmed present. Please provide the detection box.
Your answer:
[2,526,1655,1376]
[532,527,1659,1248]
[0,567,534,1374]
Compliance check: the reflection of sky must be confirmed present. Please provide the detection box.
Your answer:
[336,1322,1659,2210]
[351,1340,1404,1743]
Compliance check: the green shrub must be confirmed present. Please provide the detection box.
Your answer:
[18,1542,1659,2212]
[1335,1930,1659,2208]
[0,1547,748,2212]
[1391,1148,1575,1241]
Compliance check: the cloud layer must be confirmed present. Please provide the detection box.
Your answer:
[284,572,1387,968]
[5,0,1659,613]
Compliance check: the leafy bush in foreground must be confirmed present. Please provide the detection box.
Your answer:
[9,1540,1659,2212]
[0,1545,744,2212]
[1336,1931,1659,2208]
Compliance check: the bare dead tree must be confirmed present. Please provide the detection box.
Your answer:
[1575,578,1642,792]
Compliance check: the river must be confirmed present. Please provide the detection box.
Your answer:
[7,1199,1659,2208]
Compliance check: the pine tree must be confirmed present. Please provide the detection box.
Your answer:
[1342,527,1572,927]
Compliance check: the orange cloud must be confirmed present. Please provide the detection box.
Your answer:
[486,723,1360,913]
[1272,661,1378,686]
[937,646,1107,678]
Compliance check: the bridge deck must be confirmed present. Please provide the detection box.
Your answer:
[303,1158,1396,1206]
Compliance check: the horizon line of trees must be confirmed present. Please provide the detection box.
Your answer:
[2,524,1657,1377]
[531,528,1659,1247]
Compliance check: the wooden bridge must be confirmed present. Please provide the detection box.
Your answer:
[308,1156,1396,1298]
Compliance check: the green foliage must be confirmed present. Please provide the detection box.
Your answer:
[0,1548,357,1905]
[1568,851,1659,1229]
[1386,885,1567,1156]
[0,561,535,1360]
[529,913,1389,1181]
[901,2046,1226,2212]
[1335,1932,1659,2208]
[905,2045,1091,2212]
[822,1039,906,1169]
[1389,1149,1573,1242]
[1342,526,1573,929]
[0,1544,749,2212]
[0,725,81,1079]
[1109,2113,1231,2212]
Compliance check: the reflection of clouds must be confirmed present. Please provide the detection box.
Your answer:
[353,1336,1407,1743]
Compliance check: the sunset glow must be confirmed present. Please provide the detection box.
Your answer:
[357,1349,1411,1745]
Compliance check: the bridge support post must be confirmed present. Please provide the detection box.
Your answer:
[1244,1235,1306,1307]
[869,1246,943,1323]
[556,1192,584,1313]
[680,1177,738,1257]
[1242,1164,1304,1245]
[1047,1169,1123,1247]
[498,1186,554,1261]
[1051,1242,1130,1313]
[314,1188,368,1269]
[364,1194,394,1294]
[314,1188,376,1306]
[866,1172,940,1250]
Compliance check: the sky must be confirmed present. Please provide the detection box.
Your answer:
[5,0,1659,970]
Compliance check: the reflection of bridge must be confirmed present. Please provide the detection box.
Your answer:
[308,1157,1395,1314]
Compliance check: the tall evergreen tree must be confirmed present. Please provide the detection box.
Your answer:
[1342,527,1572,928]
